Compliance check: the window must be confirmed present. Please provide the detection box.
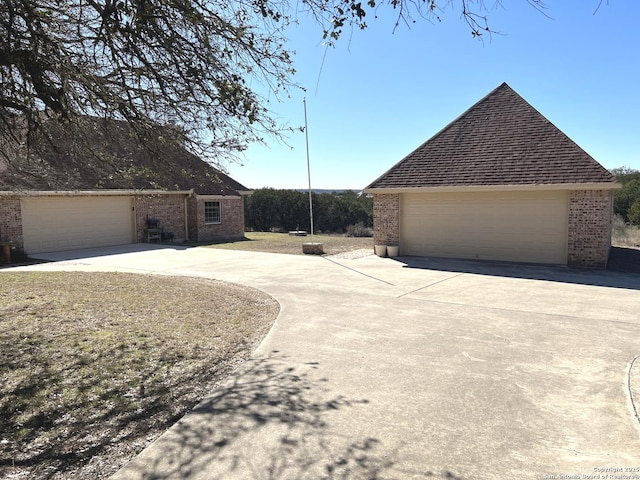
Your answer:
[204,201,221,224]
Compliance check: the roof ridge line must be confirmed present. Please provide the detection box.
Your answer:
[364,82,618,190]
[364,82,513,189]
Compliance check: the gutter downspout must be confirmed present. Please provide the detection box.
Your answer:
[184,190,194,242]
[133,196,138,243]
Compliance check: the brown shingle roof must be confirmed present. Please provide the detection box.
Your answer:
[366,83,618,190]
[0,116,249,195]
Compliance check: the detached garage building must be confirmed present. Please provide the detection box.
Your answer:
[0,117,250,255]
[365,83,620,268]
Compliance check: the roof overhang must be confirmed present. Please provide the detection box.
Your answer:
[364,182,622,194]
[194,193,242,200]
[0,189,194,196]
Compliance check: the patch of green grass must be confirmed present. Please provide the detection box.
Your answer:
[205,232,372,256]
[0,271,278,479]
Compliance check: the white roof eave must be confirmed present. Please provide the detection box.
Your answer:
[363,182,622,194]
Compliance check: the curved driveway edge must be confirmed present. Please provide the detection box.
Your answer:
[7,245,640,479]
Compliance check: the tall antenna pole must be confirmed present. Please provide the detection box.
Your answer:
[304,98,314,242]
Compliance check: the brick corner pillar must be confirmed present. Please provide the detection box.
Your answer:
[373,193,400,247]
[567,190,614,269]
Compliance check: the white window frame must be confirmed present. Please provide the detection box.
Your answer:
[204,201,221,224]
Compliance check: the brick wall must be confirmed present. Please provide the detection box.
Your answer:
[135,194,188,242]
[0,196,23,249]
[188,195,245,242]
[373,194,400,247]
[567,190,613,268]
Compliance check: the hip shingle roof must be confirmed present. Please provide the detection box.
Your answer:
[0,116,249,195]
[366,83,617,189]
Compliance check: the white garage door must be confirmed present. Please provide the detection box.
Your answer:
[22,196,134,254]
[401,190,568,264]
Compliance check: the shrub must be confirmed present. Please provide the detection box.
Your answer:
[612,214,628,236]
[345,223,373,237]
[612,214,640,248]
[612,168,640,222]
[629,199,640,226]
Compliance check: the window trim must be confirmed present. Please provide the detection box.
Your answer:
[204,200,221,224]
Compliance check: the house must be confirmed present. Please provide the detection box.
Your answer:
[0,117,251,255]
[364,83,620,268]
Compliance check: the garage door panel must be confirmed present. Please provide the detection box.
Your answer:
[400,191,568,264]
[22,196,134,254]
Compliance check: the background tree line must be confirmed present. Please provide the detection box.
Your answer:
[245,171,640,234]
[612,167,640,225]
[245,189,373,234]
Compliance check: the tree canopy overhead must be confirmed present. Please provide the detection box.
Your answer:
[1,0,545,164]
[1,0,297,161]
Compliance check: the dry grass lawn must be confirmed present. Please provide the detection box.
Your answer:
[0,272,279,479]
[205,231,373,256]
[612,222,640,249]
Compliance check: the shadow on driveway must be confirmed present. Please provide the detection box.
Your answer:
[608,246,640,274]
[112,352,458,479]
[23,243,194,263]
[397,254,640,291]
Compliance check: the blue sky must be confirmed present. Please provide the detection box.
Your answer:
[226,1,640,190]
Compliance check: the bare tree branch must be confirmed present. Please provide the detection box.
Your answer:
[1,0,564,168]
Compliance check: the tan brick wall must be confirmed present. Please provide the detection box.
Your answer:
[567,190,613,268]
[0,196,23,249]
[373,194,400,247]
[135,194,188,242]
[188,195,245,242]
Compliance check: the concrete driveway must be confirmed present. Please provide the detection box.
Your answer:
[8,245,640,479]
